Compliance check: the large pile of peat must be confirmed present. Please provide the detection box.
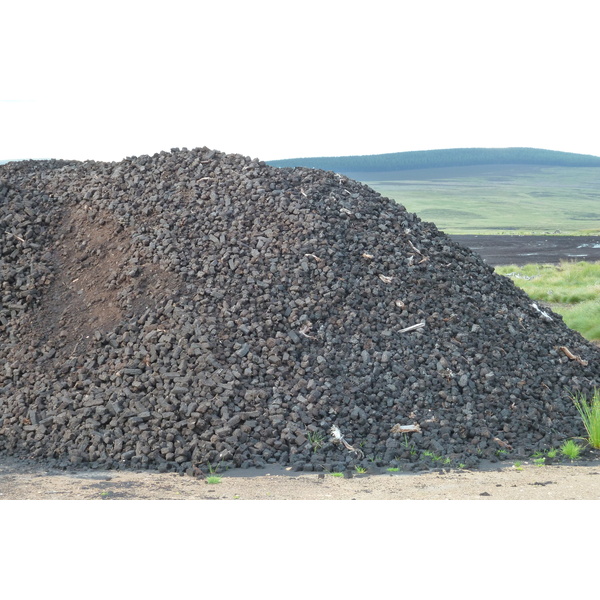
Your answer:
[1,147,599,473]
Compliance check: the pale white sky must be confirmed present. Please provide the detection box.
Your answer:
[2,0,599,163]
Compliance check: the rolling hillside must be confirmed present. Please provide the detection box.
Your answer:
[268,147,600,174]
[269,148,600,235]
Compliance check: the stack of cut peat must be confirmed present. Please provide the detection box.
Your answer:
[1,147,598,473]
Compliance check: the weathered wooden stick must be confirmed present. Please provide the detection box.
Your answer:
[398,322,425,333]
[408,240,422,255]
[559,346,588,366]
[304,253,322,262]
[390,423,421,434]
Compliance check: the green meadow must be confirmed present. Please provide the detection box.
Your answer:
[496,260,600,342]
[351,164,600,235]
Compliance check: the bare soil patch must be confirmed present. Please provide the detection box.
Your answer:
[2,456,599,500]
[452,234,600,266]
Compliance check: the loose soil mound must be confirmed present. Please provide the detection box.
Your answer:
[1,148,599,475]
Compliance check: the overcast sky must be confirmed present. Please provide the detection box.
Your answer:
[2,0,599,163]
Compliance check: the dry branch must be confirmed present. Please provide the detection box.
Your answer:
[7,232,25,243]
[398,322,425,333]
[330,425,364,459]
[559,346,588,366]
[408,240,422,255]
[304,253,322,262]
[298,322,317,339]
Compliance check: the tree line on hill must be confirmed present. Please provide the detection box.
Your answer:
[267,147,600,173]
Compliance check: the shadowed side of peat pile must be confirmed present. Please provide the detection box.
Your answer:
[1,148,599,474]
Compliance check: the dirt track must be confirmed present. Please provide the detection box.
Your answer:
[2,456,600,500]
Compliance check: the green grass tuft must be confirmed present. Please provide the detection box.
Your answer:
[572,389,600,448]
[560,439,582,460]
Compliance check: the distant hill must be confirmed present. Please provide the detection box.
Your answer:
[267,147,600,173]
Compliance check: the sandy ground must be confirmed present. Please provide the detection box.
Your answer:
[2,456,600,500]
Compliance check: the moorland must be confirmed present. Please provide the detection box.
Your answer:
[269,147,600,236]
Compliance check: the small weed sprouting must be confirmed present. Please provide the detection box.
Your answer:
[561,439,582,461]
[387,467,399,472]
[458,463,466,469]
[306,430,326,453]
[514,461,523,471]
[572,389,600,449]
[531,448,559,465]
[532,451,545,466]
[331,472,344,478]
[206,462,222,483]
[401,434,418,456]
[355,465,367,474]
[207,461,222,475]
[423,450,443,462]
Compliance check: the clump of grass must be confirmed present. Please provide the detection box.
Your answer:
[572,389,600,448]
[423,450,442,462]
[531,451,546,466]
[387,467,399,472]
[561,439,582,460]
[205,462,222,483]
[423,450,450,464]
[355,465,367,474]
[306,430,325,453]
[331,472,344,478]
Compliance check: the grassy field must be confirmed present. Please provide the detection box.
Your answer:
[496,260,600,342]
[352,164,600,235]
